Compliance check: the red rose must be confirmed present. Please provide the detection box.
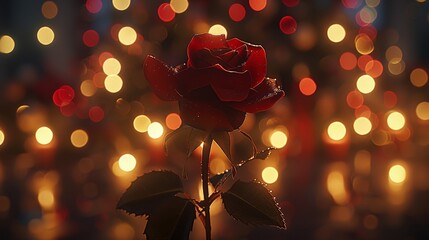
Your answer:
[144,33,285,131]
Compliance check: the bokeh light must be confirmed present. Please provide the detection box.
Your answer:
[327,170,349,205]
[89,106,105,122]
[103,58,121,76]
[112,0,131,11]
[410,68,428,87]
[387,111,405,131]
[37,26,55,45]
[416,102,429,120]
[80,80,97,97]
[104,75,123,93]
[270,130,288,148]
[86,0,102,14]
[262,167,279,184]
[118,26,137,46]
[35,126,54,145]
[346,90,364,109]
[148,122,164,139]
[327,121,346,141]
[299,77,317,96]
[208,24,227,38]
[170,0,189,14]
[229,3,246,22]
[70,129,89,148]
[389,164,406,184]
[0,130,4,146]
[133,115,151,133]
[356,74,375,94]
[38,188,55,209]
[83,30,99,47]
[158,3,175,22]
[327,24,346,43]
[165,113,182,130]
[355,34,374,55]
[339,52,357,70]
[279,16,297,35]
[0,35,15,54]
[353,117,372,135]
[42,1,58,19]
[249,0,267,11]
[118,154,137,172]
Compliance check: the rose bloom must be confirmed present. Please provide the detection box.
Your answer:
[144,33,284,132]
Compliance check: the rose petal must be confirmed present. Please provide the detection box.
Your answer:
[219,44,248,69]
[227,38,267,88]
[187,34,229,68]
[143,55,179,101]
[176,64,251,102]
[179,87,246,131]
[229,77,285,113]
[189,48,226,68]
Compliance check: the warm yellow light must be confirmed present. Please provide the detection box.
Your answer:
[70,129,89,148]
[385,45,402,63]
[104,75,123,93]
[0,35,15,54]
[410,68,428,87]
[416,102,429,120]
[112,222,135,240]
[0,130,4,146]
[262,167,279,184]
[353,117,372,135]
[327,121,346,141]
[37,26,55,45]
[103,58,121,76]
[327,24,346,43]
[209,157,227,174]
[388,60,405,75]
[148,122,164,139]
[356,74,375,94]
[355,34,374,55]
[35,126,53,145]
[118,154,137,172]
[38,188,54,209]
[118,26,137,46]
[387,111,405,130]
[208,24,227,38]
[170,0,189,13]
[112,0,131,11]
[389,164,406,183]
[133,115,151,133]
[41,1,58,19]
[269,130,287,148]
[80,80,97,97]
[327,171,349,205]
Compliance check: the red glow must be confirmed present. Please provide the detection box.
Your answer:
[110,24,122,42]
[85,0,102,14]
[89,106,104,122]
[299,77,317,96]
[365,59,383,78]
[82,30,99,47]
[341,0,362,9]
[158,3,175,22]
[355,105,371,118]
[60,102,76,117]
[53,85,75,107]
[346,90,364,109]
[339,52,357,70]
[279,16,297,35]
[383,91,397,109]
[357,55,373,71]
[98,52,113,66]
[359,25,377,40]
[282,0,300,7]
[249,0,267,11]
[229,3,246,22]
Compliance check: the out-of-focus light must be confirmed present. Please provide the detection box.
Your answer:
[165,113,182,130]
[118,154,137,172]
[170,0,189,14]
[299,77,317,96]
[363,214,378,230]
[282,0,300,7]
[42,1,58,19]
[0,35,15,54]
[387,111,405,130]
[148,122,164,139]
[208,24,227,38]
[416,102,429,120]
[383,91,397,109]
[118,26,137,46]
[83,30,99,47]
[35,126,53,145]
[359,6,377,24]
[249,0,267,11]
[229,3,246,22]
[354,150,371,175]
[37,26,55,45]
[133,115,151,133]
[365,60,383,78]
[327,24,346,43]
[388,60,405,75]
[0,130,4,146]
[112,0,131,11]
[355,34,374,55]
[353,117,372,135]
[385,45,402,63]
[339,52,357,70]
[292,63,310,80]
[70,129,89,148]
[112,222,135,240]
[342,0,362,8]
[270,130,288,148]
[89,106,104,122]
[357,55,373,71]
[103,58,121,76]
[104,75,123,93]
[410,68,428,87]
[327,121,346,141]
[86,0,102,14]
[346,90,364,109]
[366,0,380,7]
[389,164,406,184]
[279,16,297,35]
[356,74,375,94]
[327,171,349,205]
[52,85,75,107]
[158,3,175,22]
[38,188,54,209]
[262,167,279,184]
[292,23,317,50]
[80,80,97,97]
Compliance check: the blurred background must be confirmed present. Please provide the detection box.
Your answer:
[1,0,429,239]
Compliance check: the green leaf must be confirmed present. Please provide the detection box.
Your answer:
[212,131,232,162]
[117,171,183,216]
[145,196,196,240]
[221,180,285,229]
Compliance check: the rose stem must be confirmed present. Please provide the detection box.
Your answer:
[202,134,213,240]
